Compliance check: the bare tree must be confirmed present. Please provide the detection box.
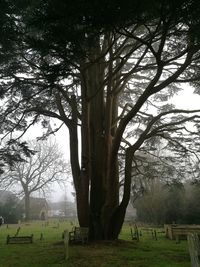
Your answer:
[0,139,67,220]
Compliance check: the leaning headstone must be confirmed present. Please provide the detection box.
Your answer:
[0,216,3,227]
[40,233,43,240]
[15,227,21,237]
[151,230,157,241]
[187,233,200,267]
[63,230,69,261]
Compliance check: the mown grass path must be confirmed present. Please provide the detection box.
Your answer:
[0,221,191,267]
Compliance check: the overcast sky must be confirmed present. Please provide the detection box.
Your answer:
[171,85,200,109]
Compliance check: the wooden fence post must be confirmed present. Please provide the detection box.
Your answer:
[187,233,200,267]
[64,230,69,261]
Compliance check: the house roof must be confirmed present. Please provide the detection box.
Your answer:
[21,197,50,215]
[29,197,50,214]
[49,201,76,210]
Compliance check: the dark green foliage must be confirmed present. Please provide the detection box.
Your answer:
[164,182,185,224]
[0,140,35,173]
[0,196,23,224]
[134,180,200,225]
[182,183,200,224]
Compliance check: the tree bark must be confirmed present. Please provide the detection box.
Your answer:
[24,190,30,221]
[87,61,106,239]
[78,39,130,240]
[108,147,133,239]
[69,120,90,227]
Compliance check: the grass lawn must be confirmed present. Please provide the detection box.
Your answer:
[0,221,191,267]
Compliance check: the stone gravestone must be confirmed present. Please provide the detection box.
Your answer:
[63,230,69,261]
[187,233,200,267]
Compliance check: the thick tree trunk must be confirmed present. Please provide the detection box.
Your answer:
[87,62,106,239]
[76,177,89,227]
[24,191,30,221]
[69,123,89,227]
[108,147,133,239]
[56,91,90,227]
[77,40,130,240]
[74,38,133,240]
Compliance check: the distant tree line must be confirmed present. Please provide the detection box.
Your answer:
[134,180,200,225]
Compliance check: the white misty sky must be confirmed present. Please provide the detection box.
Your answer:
[171,85,200,109]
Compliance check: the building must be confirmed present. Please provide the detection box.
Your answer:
[49,201,77,218]
[28,197,50,220]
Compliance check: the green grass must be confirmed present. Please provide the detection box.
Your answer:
[0,221,191,267]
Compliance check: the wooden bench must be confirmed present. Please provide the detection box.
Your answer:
[69,227,89,244]
[174,230,200,244]
[7,234,33,244]
[164,224,200,242]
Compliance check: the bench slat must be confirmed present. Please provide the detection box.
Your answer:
[69,227,89,244]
